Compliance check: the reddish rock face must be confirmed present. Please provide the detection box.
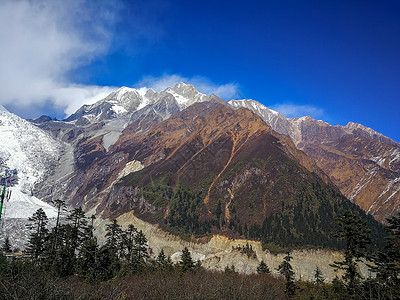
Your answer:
[298,130,400,222]
[230,100,400,222]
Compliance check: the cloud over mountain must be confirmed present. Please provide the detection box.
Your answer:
[136,74,241,100]
[0,0,119,117]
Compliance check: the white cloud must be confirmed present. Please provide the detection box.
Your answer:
[48,85,118,116]
[136,74,241,100]
[0,0,119,118]
[270,103,324,119]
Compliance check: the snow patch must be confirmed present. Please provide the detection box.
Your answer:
[167,90,190,107]
[112,105,128,114]
[171,250,206,263]
[2,187,57,219]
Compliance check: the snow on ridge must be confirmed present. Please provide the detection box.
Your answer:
[229,99,279,115]
[0,108,62,192]
[115,86,136,101]
[167,90,190,106]
[112,105,128,114]
[2,187,57,219]
[0,107,61,219]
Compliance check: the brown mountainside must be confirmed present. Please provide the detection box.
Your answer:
[292,117,400,222]
[230,100,400,222]
[66,102,382,249]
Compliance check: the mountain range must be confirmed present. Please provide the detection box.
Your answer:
[1,83,397,251]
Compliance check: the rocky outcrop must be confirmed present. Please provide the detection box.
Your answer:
[103,211,367,282]
[230,99,400,221]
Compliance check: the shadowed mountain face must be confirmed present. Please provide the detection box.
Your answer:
[294,118,400,222]
[230,100,400,222]
[67,102,383,249]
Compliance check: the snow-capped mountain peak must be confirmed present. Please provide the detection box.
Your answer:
[229,99,292,136]
[163,83,208,109]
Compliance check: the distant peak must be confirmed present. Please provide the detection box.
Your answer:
[229,99,280,115]
[174,82,189,88]
[116,86,135,94]
[295,116,314,121]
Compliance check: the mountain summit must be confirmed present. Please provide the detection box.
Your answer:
[64,83,208,124]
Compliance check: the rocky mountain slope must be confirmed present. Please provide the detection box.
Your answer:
[230,99,400,222]
[62,101,383,250]
[30,83,214,203]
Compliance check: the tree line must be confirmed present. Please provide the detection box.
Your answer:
[2,200,200,282]
[1,203,400,299]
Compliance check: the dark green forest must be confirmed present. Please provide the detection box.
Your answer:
[121,154,386,254]
[1,201,400,299]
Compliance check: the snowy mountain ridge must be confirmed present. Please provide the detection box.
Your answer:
[0,105,60,219]
[65,83,208,124]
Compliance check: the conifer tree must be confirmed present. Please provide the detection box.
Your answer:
[45,199,68,271]
[331,210,371,297]
[156,249,173,272]
[52,199,67,236]
[67,207,88,247]
[179,247,195,272]
[2,236,11,253]
[314,266,325,284]
[131,230,149,273]
[52,223,77,276]
[103,219,123,276]
[257,260,271,273]
[277,252,297,298]
[369,213,400,299]
[26,208,49,262]
[122,224,137,263]
[77,232,98,281]
[105,219,123,252]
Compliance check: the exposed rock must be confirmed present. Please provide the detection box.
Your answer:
[111,211,367,282]
[231,99,400,221]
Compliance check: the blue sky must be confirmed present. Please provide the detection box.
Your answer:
[1,0,399,142]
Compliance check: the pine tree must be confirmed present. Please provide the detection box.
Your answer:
[314,266,325,284]
[179,247,195,272]
[2,236,11,253]
[277,252,297,298]
[76,234,98,281]
[67,207,88,248]
[122,224,137,264]
[105,219,123,253]
[25,208,49,262]
[156,249,173,272]
[331,210,371,297]
[369,213,400,299]
[103,219,123,276]
[257,260,271,273]
[52,223,78,276]
[131,230,149,273]
[52,207,88,275]
[52,200,67,236]
[45,199,68,271]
